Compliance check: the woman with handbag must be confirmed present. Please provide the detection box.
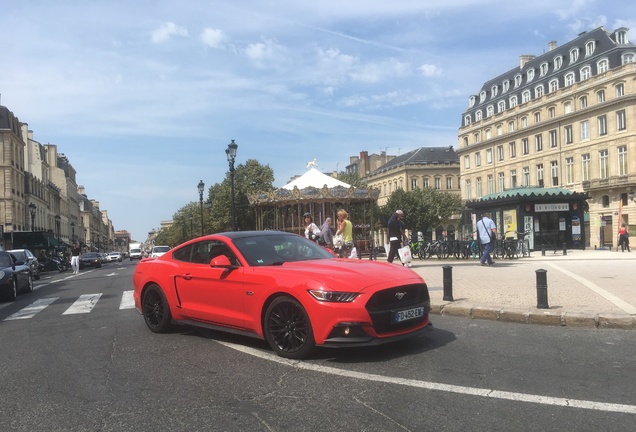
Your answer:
[303,213,321,243]
[335,209,354,258]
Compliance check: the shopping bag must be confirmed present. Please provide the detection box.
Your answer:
[398,246,412,263]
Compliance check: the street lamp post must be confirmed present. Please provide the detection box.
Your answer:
[71,222,75,242]
[55,214,61,251]
[29,202,37,231]
[197,180,205,236]
[226,139,238,231]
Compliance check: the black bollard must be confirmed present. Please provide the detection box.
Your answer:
[562,243,567,256]
[541,244,546,256]
[443,265,454,301]
[535,269,549,309]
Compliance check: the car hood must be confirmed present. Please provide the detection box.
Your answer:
[258,259,424,292]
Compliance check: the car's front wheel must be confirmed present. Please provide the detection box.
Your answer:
[142,284,173,333]
[25,273,34,293]
[264,296,315,359]
[6,278,17,302]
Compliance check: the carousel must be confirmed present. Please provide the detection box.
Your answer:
[248,165,380,253]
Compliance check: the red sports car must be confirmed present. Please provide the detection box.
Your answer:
[133,231,432,359]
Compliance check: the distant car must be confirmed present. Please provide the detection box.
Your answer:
[108,252,122,262]
[0,251,33,302]
[133,231,432,359]
[8,249,41,280]
[129,248,142,260]
[79,252,102,269]
[150,245,170,258]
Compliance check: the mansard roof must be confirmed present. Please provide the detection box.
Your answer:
[371,146,459,175]
[0,105,23,136]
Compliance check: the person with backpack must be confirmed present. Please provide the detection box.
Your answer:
[477,211,497,266]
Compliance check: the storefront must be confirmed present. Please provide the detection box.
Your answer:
[467,187,589,251]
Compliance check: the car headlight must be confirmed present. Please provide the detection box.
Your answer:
[0,271,5,280]
[308,290,359,302]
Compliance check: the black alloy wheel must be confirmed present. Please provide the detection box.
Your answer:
[142,284,173,333]
[7,278,17,302]
[264,296,315,359]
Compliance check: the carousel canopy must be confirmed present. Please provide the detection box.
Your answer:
[281,167,350,190]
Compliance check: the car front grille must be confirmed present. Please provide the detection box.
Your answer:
[365,283,430,334]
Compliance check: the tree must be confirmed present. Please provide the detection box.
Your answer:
[382,189,463,240]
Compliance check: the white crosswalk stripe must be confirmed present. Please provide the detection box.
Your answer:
[2,290,136,321]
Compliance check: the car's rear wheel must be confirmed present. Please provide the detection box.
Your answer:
[142,284,173,333]
[264,296,315,359]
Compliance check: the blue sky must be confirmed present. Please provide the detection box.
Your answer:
[1,0,634,241]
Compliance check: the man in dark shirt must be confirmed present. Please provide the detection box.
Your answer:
[387,210,405,264]
[71,242,81,274]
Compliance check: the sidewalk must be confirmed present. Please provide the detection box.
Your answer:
[391,248,636,330]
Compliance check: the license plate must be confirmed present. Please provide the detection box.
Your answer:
[393,307,425,323]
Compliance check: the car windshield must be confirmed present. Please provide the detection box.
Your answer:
[9,251,26,260]
[83,253,98,259]
[232,233,335,266]
[153,246,170,253]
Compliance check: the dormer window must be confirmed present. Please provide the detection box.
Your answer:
[509,95,518,108]
[497,101,506,112]
[491,85,499,97]
[527,68,535,82]
[564,72,575,86]
[514,74,522,87]
[622,53,635,64]
[464,115,471,126]
[554,55,563,70]
[486,105,494,117]
[475,110,483,121]
[549,78,559,93]
[540,62,549,76]
[580,65,591,80]
[479,91,487,103]
[469,95,476,107]
[597,58,609,74]
[535,84,544,98]
[585,40,596,56]
[502,80,510,93]
[615,29,628,44]
[522,90,531,103]
[569,48,579,64]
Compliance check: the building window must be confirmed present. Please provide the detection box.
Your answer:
[522,90,531,103]
[565,157,574,184]
[491,85,499,97]
[485,129,492,140]
[535,85,544,98]
[585,40,596,56]
[537,163,544,187]
[549,129,558,148]
[475,152,481,167]
[582,154,590,182]
[565,72,575,86]
[598,115,607,136]
[497,125,503,136]
[411,178,418,190]
[479,91,487,102]
[503,80,510,92]
[508,120,515,132]
[498,101,506,112]
[487,105,494,117]
[548,107,556,118]
[475,111,483,121]
[540,62,549,76]
[554,55,563,70]
[551,161,559,186]
[463,137,469,147]
[476,178,482,198]
[423,177,430,188]
[597,58,609,74]
[522,138,529,155]
[617,110,627,131]
[514,74,522,87]
[534,112,541,123]
[580,120,590,141]
[565,125,573,144]
[435,177,441,190]
[510,169,517,188]
[487,175,494,194]
[580,95,587,108]
[474,132,480,143]
[497,145,504,161]
[569,48,579,63]
[465,180,471,200]
[549,79,559,93]
[521,116,528,128]
[564,101,572,113]
[498,172,505,192]
[618,146,628,176]
[616,83,625,97]
[464,155,470,169]
[509,141,516,158]
[486,148,493,164]
[580,66,591,81]
[523,167,530,186]
[469,96,476,107]
[527,69,535,82]
[535,134,543,152]
[622,53,635,64]
[599,149,609,178]
[464,115,471,125]
[597,89,605,103]
[446,177,453,190]
[510,96,518,108]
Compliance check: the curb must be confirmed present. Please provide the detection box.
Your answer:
[431,301,636,330]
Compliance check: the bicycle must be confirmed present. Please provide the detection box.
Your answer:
[515,231,531,257]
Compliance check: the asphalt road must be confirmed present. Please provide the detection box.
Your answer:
[1,262,635,431]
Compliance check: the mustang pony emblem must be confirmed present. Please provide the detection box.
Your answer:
[395,291,406,300]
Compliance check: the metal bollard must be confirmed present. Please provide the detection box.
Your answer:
[443,265,454,301]
[541,244,546,256]
[535,269,549,309]
[562,243,567,256]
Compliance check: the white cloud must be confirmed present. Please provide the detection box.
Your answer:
[419,63,443,77]
[151,22,189,43]
[200,27,226,48]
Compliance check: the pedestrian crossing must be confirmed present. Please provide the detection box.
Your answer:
[3,290,135,321]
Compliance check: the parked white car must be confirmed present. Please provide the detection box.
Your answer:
[108,252,122,262]
[150,245,170,258]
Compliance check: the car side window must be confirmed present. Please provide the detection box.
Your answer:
[172,241,239,266]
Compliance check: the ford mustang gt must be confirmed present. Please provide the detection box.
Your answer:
[133,231,432,359]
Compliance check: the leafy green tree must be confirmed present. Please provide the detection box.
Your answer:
[337,171,366,188]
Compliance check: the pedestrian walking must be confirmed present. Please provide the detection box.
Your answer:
[320,217,334,249]
[477,211,497,266]
[387,210,405,264]
[336,209,354,258]
[619,222,631,252]
[71,242,81,274]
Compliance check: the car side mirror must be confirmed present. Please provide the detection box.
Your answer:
[210,255,235,268]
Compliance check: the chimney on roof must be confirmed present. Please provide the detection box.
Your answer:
[548,40,557,51]
[519,54,535,69]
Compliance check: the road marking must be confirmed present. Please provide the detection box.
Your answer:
[105,273,118,277]
[217,341,636,415]
[547,263,636,314]
[62,293,102,315]
[5,297,59,320]
[119,290,135,309]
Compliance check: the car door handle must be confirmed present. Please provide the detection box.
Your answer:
[182,274,192,280]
